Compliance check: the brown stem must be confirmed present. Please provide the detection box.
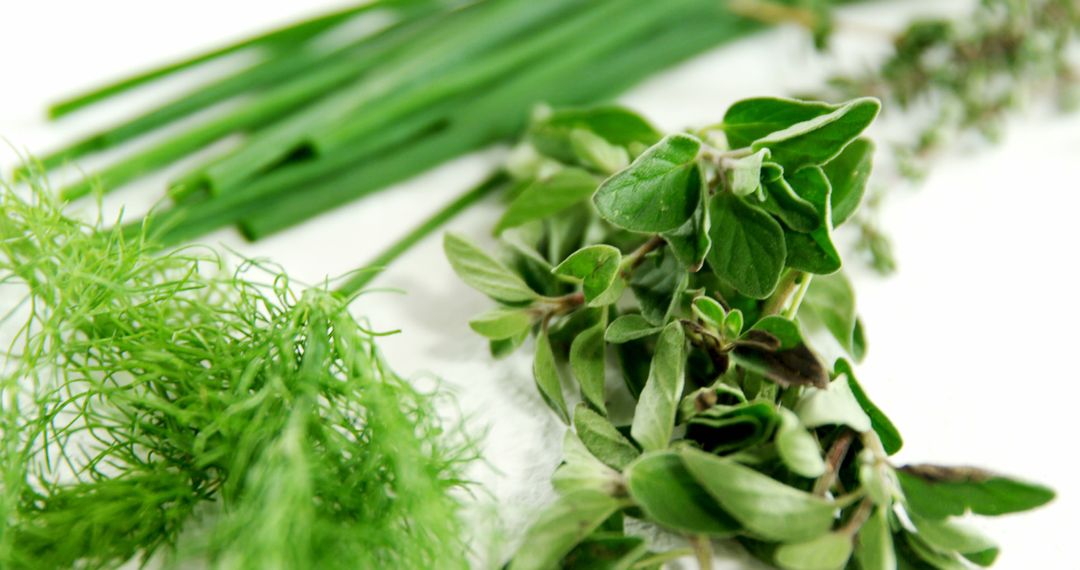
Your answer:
[622,235,665,276]
[840,497,875,536]
[813,429,856,496]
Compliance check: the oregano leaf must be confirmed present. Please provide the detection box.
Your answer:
[752,97,880,171]
[553,245,621,303]
[774,532,853,570]
[444,233,539,303]
[624,451,740,536]
[605,314,662,343]
[679,447,836,542]
[573,404,640,471]
[706,192,786,299]
[468,308,535,340]
[720,97,837,149]
[823,137,874,227]
[534,328,570,424]
[509,490,622,570]
[495,168,599,234]
[630,322,686,451]
[570,323,607,413]
[593,134,703,233]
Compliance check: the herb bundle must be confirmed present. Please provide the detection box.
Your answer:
[0,180,473,568]
[17,0,784,245]
[824,0,1079,272]
[445,98,1054,568]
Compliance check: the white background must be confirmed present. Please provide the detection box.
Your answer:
[1,1,1077,568]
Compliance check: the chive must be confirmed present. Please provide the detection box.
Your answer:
[195,0,587,195]
[133,0,763,244]
[241,0,760,238]
[311,0,631,152]
[30,15,406,175]
[56,14,430,201]
[46,2,384,118]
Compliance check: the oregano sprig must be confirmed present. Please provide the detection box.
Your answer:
[446,98,1053,569]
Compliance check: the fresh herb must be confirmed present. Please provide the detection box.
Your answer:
[447,98,1053,568]
[0,180,474,568]
[827,0,1079,272]
[16,0,785,245]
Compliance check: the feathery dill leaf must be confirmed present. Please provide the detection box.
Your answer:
[0,180,474,569]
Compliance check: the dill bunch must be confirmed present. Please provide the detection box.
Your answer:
[0,180,473,569]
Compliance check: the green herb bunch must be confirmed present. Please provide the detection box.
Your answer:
[0,181,473,569]
[445,99,1054,569]
[15,0,777,245]
[826,0,1079,272]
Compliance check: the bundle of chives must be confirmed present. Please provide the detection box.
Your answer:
[25,0,773,245]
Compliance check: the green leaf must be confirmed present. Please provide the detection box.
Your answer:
[752,97,880,171]
[630,322,686,451]
[571,128,631,174]
[732,316,829,389]
[720,97,837,149]
[692,296,727,328]
[571,324,608,413]
[684,401,779,454]
[553,431,621,495]
[593,134,703,233]
[799,272,860,359]
[707,192,787,299]
[910,515,998,566]
[724,309,744,339]
[823,137,874,227]
[795,376,872,432]
[495,168,599,234]
[562,535,649,570]
[444,233,538,303]
[468,308,534,340]
[896,465,1055,519]
[624,451,740,536]
[728,148,770,197]
[679,448,836,542]
[836,359,903,455]
[661,187,712,272]
[855,506,896,570]
[554,245,622,303]
[858,448,895,507]
[509,490,622,570]
[629,249,687,325]
[775,533,853,570]
[490,328,529,359]
[529,105,663,164]
[574,404,640,471]
[783,167,841,275]
[898,532,969,570]
[605,315,662,343]
[776,408,827,478]
[760,176,820,233]
[534,329,570,424]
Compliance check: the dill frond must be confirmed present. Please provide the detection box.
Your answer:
[0,180,474,569]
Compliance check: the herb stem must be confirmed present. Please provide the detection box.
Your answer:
[690,535,714,570]
[334,172,509,299]
[761,270,803,316]
[620,235,665,276]
[813,429,855,497]
[782,273,813,320]
[840,497,875,537]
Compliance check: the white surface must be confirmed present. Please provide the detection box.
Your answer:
[2,1,1077,568]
